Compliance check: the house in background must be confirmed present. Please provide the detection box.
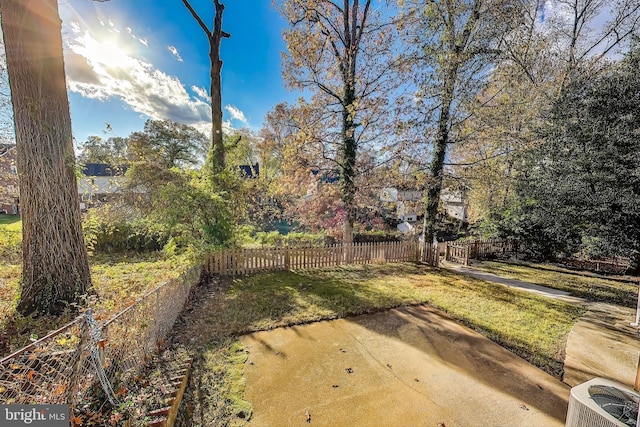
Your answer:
[380,186,423,223]
[440,189,467,223]
[78,163,128,210]
[380,186,468,233]
[0,157,131,214]
[0,144,19,214]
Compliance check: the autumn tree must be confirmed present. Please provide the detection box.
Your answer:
[451,1,640,240]
[0,0,91,315]
[541,0,640,86]
[448,2,556,232]
[181,0,230,176]
[280,0,401,242]
[398,0,524,246]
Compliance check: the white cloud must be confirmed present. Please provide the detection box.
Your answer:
[225,104,248,124]
[70,22,82,34]
[64,28,211,129]
[167,45,183,62]
[124,26,148,47]
[192,85,209,100]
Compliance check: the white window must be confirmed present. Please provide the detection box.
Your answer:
[10,165,17,174]
[7,185,14,193]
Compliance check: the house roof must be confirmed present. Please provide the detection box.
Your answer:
[239,163,259,178]
[83,163,128,177]
[311,168,340,184]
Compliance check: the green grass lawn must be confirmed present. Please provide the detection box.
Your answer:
[0,214,20,228]
[0,217,196,355]
[1,219,612,425]
[474,260,638,307]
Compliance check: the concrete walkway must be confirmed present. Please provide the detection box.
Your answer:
[440,262,584,304]
[442,262,640,388]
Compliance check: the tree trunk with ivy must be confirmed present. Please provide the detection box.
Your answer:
[0,0,92,315]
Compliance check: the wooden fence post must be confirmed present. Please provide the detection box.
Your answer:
[284,247,290,270]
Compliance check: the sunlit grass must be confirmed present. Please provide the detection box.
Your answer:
[475,261,638,307]
[0,214,21,228]
[185,263,584,376]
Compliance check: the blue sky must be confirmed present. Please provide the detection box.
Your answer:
[59,0,297,145]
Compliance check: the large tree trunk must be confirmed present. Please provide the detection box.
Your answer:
[0,0,92,315]
[340,104,357,243]
[422,66,456,248]
[339,0,362,244]
[210,49,225,175]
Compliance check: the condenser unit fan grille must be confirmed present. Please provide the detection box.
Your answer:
[589,385,639,426]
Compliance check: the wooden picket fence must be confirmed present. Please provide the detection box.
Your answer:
[445,239,515,266]
[206,241,437,276]
[557,257,630,275]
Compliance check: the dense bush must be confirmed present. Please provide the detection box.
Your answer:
[83,212,170,253]
[353,231,400,243]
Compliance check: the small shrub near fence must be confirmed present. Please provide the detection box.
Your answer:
[0,265,200,419]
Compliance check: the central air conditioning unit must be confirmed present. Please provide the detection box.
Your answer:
[566,377,640,427]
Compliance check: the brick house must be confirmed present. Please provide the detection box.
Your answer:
[0,144,19,214]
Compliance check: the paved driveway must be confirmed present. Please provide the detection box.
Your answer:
[241,305,569,427]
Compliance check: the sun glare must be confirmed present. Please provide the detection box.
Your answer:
[88,38,131,68]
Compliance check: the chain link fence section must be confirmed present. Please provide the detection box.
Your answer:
[0,318,88,404]
[0,265,201,409]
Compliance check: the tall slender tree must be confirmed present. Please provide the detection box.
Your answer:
[0,0,92,315]
[182,0,230,176]
[398,0,522,246]
[280,0,400,242]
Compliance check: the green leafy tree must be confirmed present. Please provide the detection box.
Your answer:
[78,135,130,165]
[510,47,640,267]
[128,119,208,170]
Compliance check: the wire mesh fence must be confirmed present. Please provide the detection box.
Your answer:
[0,265,201,414]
